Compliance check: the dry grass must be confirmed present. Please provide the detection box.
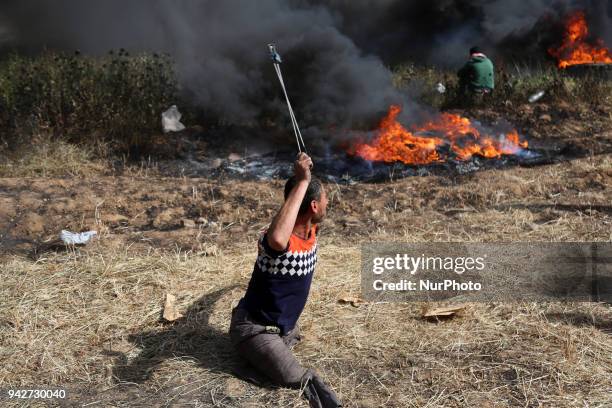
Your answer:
[1,240,611,407]
[1,154,609,255]
[0,140,610,406]
[1,48,611,407]
[0,138,107,178]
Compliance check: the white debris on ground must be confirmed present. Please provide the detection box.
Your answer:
[162,105,186,133]
[162,293,183,322]
[60,230,97,245]
[528,90,545,103]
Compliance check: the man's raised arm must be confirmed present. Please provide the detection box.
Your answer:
[266,153,313,251]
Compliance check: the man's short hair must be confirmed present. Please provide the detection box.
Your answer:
[469,46,482,54]
[284,176,323,215]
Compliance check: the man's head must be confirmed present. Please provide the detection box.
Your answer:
[469,46,483,55]
[284,176,328,223]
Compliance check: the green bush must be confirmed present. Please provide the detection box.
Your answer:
[0,50,178,153]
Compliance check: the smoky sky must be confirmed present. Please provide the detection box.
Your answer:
[314,0,611,65]
[0,0,610,127]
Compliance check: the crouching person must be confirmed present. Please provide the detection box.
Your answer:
[229,153,341,408]
[457,46,494,97]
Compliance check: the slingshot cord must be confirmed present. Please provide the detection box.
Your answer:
[270,46,307,154]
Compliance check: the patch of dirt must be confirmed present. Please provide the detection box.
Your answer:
[1,148,610,257]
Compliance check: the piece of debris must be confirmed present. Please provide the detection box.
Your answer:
[162,293,183,322]
[528,90,545,103]
[338,293,368,307]
[422,304,466,319]
[196,217,209,226]
[228,153,242,162]
[435,82,446,94]
[181,219,196,228]
[60,230,97,245]
[161,105,186,133]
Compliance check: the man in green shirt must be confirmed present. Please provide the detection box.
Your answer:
[458,46,494,94]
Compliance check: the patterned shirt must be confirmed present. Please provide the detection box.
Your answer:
[238,225,318,335]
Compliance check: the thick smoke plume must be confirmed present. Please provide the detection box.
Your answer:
[0,0,610,128]
[0,0,400,128]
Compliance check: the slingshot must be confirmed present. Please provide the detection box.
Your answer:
[268,44,307,155]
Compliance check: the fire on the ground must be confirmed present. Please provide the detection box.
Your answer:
[348,105,528,165]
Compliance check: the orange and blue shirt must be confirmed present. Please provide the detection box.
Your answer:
[238,225,318,335]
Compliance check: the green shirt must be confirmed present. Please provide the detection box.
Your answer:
[458,55,494,91]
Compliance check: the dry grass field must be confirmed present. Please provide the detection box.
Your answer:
[1,144,611,406]
[1,75,612,406]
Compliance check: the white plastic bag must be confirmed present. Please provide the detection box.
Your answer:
[161,105,186,133]
[528,90,545,103]
[60,230,97,245]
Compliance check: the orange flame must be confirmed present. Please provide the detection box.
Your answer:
[350,105,528,165]
[548,11,612,68]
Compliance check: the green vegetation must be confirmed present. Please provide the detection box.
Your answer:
[0,50,178,152]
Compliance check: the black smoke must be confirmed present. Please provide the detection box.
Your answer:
[0,0,401,128]
[0,0,610,128]
[312,0,611,66]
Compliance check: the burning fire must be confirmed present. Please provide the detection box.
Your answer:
[548,10,612,68]
[350,105,528,165]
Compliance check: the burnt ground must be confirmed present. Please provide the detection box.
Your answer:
[2,101,611,255]
[0,102,611,407]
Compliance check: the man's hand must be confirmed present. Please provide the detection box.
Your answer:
[265,153,313,252]
[294,153,313,182]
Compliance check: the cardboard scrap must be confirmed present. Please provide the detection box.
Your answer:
[422,304,466,318]
[162,293,184,322]
[338,293,368,307]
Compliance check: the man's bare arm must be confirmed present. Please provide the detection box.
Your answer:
[267,153,313,251]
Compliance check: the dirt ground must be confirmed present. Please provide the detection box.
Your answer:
[1,105,611,407]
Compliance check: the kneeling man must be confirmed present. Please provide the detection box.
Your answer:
[229,153,341,407]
